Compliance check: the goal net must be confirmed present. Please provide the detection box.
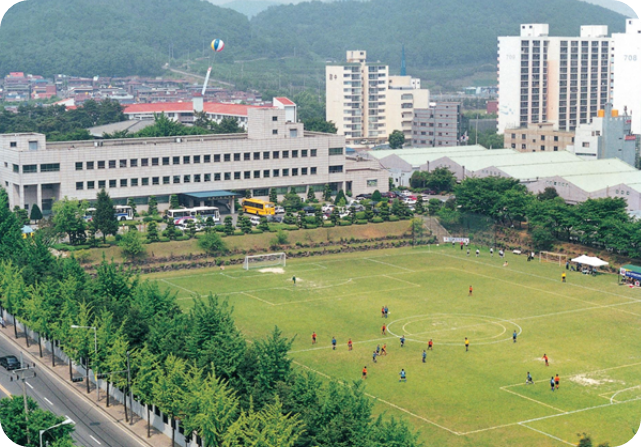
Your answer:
[243,252,287,270]
[539,251,567,266]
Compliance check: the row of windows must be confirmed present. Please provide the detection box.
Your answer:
[74,167,326,190]
[15,163,60,173]
[73,149,321,171]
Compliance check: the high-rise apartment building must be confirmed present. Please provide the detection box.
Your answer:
[326,51,429,145]
[498,24,612,134]
[612,19,641,134]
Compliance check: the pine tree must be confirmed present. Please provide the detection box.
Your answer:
[323,184,332,201]
[335,189,346,206]
[238,216,252,234]
[146,220,159,242]
[169,195,180,210]
[414,195,425,214]
[307,188,316,203]
[13,206,29,226]
[164,219,178,240]
[224,216,234,236]
[94,189,118,243]
[147,196,158,215]
[269,188,278,204]
[245,189,252,199]
[186,219,197,239]
[127,197,138,217]
[29,204,43,221]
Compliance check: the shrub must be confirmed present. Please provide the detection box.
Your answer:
[323,221,336,228]
[339,220,352,226]
[372,216,384,223]
[389,215,400,222]
[198,231,228,255]
[271,229,289,246]
[175,235,190,241]
[119,229,146,260]
[355,211,367,220]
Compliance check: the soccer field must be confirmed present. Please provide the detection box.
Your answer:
[147,245,641,446]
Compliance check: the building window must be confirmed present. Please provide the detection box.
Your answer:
[521,144,526,150]
[234,172,241,180]
[142,178,149,186]
[272,116,278,121]
[292,150,299,158]
[224,173,231,180]
[213,154,220,163]
[252,170,260,179]
[273,169,280,177]
[130,159,138,167]
[311,167,317,175]
[234,153,241,162]
[540,145,545,151]
[521,134,526,140]
[152,177,160,185]
[194,174,201,182]
[263,151,270,160]
[583,142,590,147]
[282,168,289,176]
[263,170,270,178]
[254,188,269,196]
[244,171,251,179]
[29,141,38,150]
[253,152,260,160]
[162,157,170,166]
[194,155,201,164]
[204,155,211,163]
[120,179,127,187]
[244,153,251,161]
[99,180,106,189]
[173,175,180,184]
[272,129,278,135]
[540,135,545,141]
[554,136,559,142]
[214,173,221,181]
[302,167,308,175]
[9,141,17,148]
[367,179,378,187]
[183,156,190,164]
[23,165,37,174]
[75,162,83,171]
[173,156,180,165]
[273,151,279,159]
[302,149,308,157]
[120,159,127,168]
[205,173,212,182]
[329,165,343,174]
[283,151,289,159]
[87,161,94,170]
[184,175,190,183]
[109,160,116,169]
[131,178,139,187]
[329,147,344,155]
[163,176,170,185]
[554,146,558,151]
[311,149,317,157]
[292,168,298,176]
[76,182,83,190]
[152,158,159,166]
[224,154,231,162]
[141,158,149,167]
[40,163,60,172]
[87,181,95,190]
[109,179,117,188]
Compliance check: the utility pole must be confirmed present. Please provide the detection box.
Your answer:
[13,361,37,446]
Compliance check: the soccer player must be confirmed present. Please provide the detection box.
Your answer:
[490,247,494,257]
[562,272,566,283]
[465,337,470,351]
[384,306,389,318]
[362,366,367,379]
[543,354,549,366]
[460,241,464,251]
[513,330,517,343]
[467,248,470,257]
[372,350,378,363]
[469,285,473,296]
[555,374,560,389]
[400,335,405,347]
[381,306,386,318]
[312,332,317,344]
[428,339,433,350]
[292,276,296,286]
[376,344,381,355]
[526,372,534,385]
[422,350,427,363]
[332,336,337,350]
[399,369,407,382]
[348,338,353,351]
[382,324,387,335]
[550,377,555,391]
[381,344,387,356]
[476,249,480,257]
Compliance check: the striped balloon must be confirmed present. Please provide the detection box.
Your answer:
[211,39,225,52]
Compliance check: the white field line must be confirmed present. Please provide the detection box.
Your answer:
[241,292,275,306]
[401,319,505,338]
[160,278,198,296]
[277,285,420,306]
[365,257,416,272]
[599,384,641,404]
[500,386,567,413]
[519,423,575,446]
[382,275,422,287]
[289,335,394,354]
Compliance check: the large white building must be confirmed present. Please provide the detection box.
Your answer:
[612,19,641,134]
[498,24,612,134]
[0,108,388,214]
[326,51,429,145]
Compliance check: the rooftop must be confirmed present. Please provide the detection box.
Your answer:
[123,102,271,116]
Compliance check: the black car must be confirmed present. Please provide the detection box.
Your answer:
[0,355,20,371]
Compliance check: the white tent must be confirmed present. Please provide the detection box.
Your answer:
[570,255,609,267]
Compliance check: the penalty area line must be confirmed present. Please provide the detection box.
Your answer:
[519,423,574,446]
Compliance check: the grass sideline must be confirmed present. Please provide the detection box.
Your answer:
[144,245,641,447]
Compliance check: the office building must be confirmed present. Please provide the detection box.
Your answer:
[504,122,574,152]
[411,102,462,147]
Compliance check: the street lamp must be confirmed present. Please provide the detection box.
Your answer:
[39,416,74,447]
[70,325,98,400]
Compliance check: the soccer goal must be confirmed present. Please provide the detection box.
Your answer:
[539,251,567,266]
[243,252,287,270]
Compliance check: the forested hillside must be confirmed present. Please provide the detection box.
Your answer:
[0,0,625,79]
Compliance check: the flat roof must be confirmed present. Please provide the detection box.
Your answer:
[560,170,641,193]
[180,190,242,199]
[497,158,636,180]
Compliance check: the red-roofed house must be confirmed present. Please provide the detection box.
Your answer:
[273,97,297,123]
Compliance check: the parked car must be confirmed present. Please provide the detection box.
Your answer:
[274,206,285,214]
[355,193,372,201]
[267,215,283,223]
[303,206,317,216]
[381,192,398,199]
[0,355,20,371]
[322,204,335,213]
[249,215,261,226]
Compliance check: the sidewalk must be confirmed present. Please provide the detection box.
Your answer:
[0,324,174,447]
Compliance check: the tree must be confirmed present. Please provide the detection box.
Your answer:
[146,220,159,243]
[427,167,456,193]
[258,217,270,232]
[126,198,138,217]
[131,346,158,438]
[269,188,278,204]
[186,219,197,239]
[323,184,332,202]
[238,216,253,234]
[379,201,390,221]
[164,219,179,240]
[119,228,146,260]
[169,194,180,210]
[410,217,426,243]
[218,117,243,134]
[427,198,442,216]
[388,130,405,149]
[537,186,560,201]
[94,189,118,243]
[147,196,159,215]
[368,415,422,447]
[152,355,188,447]
[13,206,29,226]
[52,198,86,245]
[245,189,252,199]
[271,229,289,247]
[371,190,382,202]
[414,195,425,214]
[253,327,294,396]
[224,216,234,236]
[29,204,43,222]
[335,189,347,206]
[302,117,337,133]
[306,188,317,203]
[531,227,555,251]
[198,231,228,255]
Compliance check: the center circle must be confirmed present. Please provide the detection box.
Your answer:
[387,313,522,346]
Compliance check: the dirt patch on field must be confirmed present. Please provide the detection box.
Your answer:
[570,374,621,387]
[258,267,285,274]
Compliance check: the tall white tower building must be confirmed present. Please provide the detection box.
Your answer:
[612,19,641,134]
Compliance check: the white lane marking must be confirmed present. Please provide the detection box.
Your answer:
[90,435,102,445]
[25,381,34,389]
[44,397,53,406]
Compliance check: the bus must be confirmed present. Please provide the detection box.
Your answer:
[242,198,275,216]
[166,209,192,220]
[189,206,220,223]
[84,206,134,222]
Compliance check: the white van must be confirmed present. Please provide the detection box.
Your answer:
[249,215,261,226]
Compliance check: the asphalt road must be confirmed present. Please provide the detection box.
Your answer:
[0,331,148,447]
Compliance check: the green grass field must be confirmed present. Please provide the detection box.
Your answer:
[146,245,641,446]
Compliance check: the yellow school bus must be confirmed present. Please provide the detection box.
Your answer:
[242,198,275,216]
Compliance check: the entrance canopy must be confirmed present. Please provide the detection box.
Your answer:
[570,255,609,267]
[181,190,242,200]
